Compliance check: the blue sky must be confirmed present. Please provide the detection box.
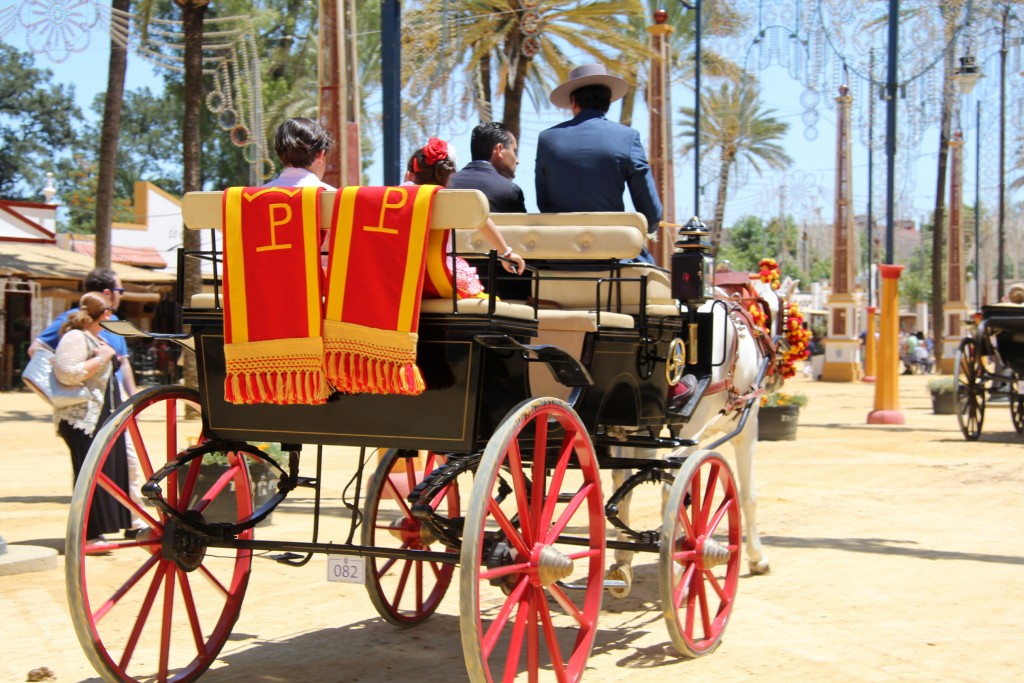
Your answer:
[3,19,998,236]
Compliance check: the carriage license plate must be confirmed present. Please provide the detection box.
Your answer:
[327,555,365,584]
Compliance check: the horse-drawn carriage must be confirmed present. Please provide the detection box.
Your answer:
[954,303,1024,440]
[65,188,788,682]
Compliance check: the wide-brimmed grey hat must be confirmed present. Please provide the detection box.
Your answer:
[549,63,629,109]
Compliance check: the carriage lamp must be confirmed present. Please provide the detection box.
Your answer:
[671,215,714,303]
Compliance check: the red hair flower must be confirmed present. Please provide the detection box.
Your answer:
[423,137,449,165]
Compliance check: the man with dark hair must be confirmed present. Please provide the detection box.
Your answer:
[264,117,336,189]
[448,121,527,213]
[535,64,662,262]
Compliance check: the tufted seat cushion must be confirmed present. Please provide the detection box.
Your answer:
[419,298,536,320]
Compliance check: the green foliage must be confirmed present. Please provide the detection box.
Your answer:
[0,44,82,200]
[719,213,825,287]
[899,224,933,305]
[57,154,135,233]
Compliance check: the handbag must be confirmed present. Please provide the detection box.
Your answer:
[22,345,92,409]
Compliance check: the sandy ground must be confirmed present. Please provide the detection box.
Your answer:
[2,371,1023,683]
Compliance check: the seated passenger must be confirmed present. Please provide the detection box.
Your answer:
[404,137,525,298]
[448,121,527,213]
[264,117,336,190]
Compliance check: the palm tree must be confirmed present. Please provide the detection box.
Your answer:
[677,77,792,252]
[402,0,648,142]
[93,0,131,270]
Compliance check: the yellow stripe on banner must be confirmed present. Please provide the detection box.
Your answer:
[397,185,436,331]
[425,230,454,299]
[225,187,249,343]
[325,186,360,321]
[302,187,321,337]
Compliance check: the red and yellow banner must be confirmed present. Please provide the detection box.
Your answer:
[222,186,330,405]
[323,185,438,395]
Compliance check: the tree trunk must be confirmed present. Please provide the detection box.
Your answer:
[478,51,492,121]
[178,0,208,396]
[619,64,638,127]
[501,36,531,143]
[710,150,733,256]
[930,47,955,364]
[94,0,131,270]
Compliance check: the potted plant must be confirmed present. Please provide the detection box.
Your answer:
[759,391,808,441]
[179,442,288,525]
[927,376,957,415]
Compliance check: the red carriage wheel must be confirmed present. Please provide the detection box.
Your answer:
[955,337,985,441]
[362,449,459,626]
[660,449,741,658]
[66,386,254,682]
[460,398,604,683]
[1010,381,1024,435]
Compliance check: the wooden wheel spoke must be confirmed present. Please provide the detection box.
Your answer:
[486,497,531,558]
[703,567,729,604]
[538,434,575,532]
[97,472,160,530]
[535,587,568,683]
[704,496,735,537]
[530,416,551,543]
[502,592,531,682]
[482,575,530,658]
[175,567,206,654]
[197,562,231,597]
[94,553,161,622]
[479,560,532,582]
[118,559,169,672]
[544,482,595,543]
[159,565,177,680]
[547,583,585,627]
[125,416,155,480]
[700,464,720,523]
[677,502,696,544]
[391,559,413,607]
[506,439,534,548]
[695,573,712,637]
[675,563,696,611]
[383,476,415,518]
[689,470,703,534]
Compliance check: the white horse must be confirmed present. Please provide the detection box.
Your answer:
[606,275,798,596]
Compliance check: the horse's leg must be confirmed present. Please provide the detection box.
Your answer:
[732,415,770,574]
[606,445,635,598]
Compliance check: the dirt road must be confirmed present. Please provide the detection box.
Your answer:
[2,373,1022,682]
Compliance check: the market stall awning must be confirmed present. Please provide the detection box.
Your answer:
[0,241,176,284]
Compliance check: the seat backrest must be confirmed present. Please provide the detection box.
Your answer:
[455,212,646,261]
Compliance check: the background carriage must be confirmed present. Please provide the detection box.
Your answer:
[954,303,1024,440]
[64,188,789,682]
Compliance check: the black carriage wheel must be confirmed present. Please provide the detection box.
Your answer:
[1010,381,1024,435]
[362,449,459,626]
[66,386,254,683]
[954,337,985,441]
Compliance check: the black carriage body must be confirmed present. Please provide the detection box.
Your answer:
[187,308,536,452]
[981,305,1024,376]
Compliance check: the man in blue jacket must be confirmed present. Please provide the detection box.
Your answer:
[448,121,527,213]
[535,63,662,263]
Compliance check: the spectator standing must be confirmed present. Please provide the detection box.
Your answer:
[52,292,131,542]
[448,122,527,213]
[29,268,143,534]
[535,63,662,263]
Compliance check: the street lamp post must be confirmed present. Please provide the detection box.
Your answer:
[680,0,700,218]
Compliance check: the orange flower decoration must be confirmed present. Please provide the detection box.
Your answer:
[756,258,781,290]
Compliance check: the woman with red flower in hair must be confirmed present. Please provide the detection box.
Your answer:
[405,137,526,299]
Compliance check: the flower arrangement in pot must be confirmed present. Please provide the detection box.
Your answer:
[927,376,956,415]
[758,391,807,441]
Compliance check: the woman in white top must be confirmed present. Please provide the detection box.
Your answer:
[263,117,337,189]
[53,292,130,541]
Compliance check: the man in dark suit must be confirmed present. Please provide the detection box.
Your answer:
[535,63,662,263]
[448,121,527,213]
